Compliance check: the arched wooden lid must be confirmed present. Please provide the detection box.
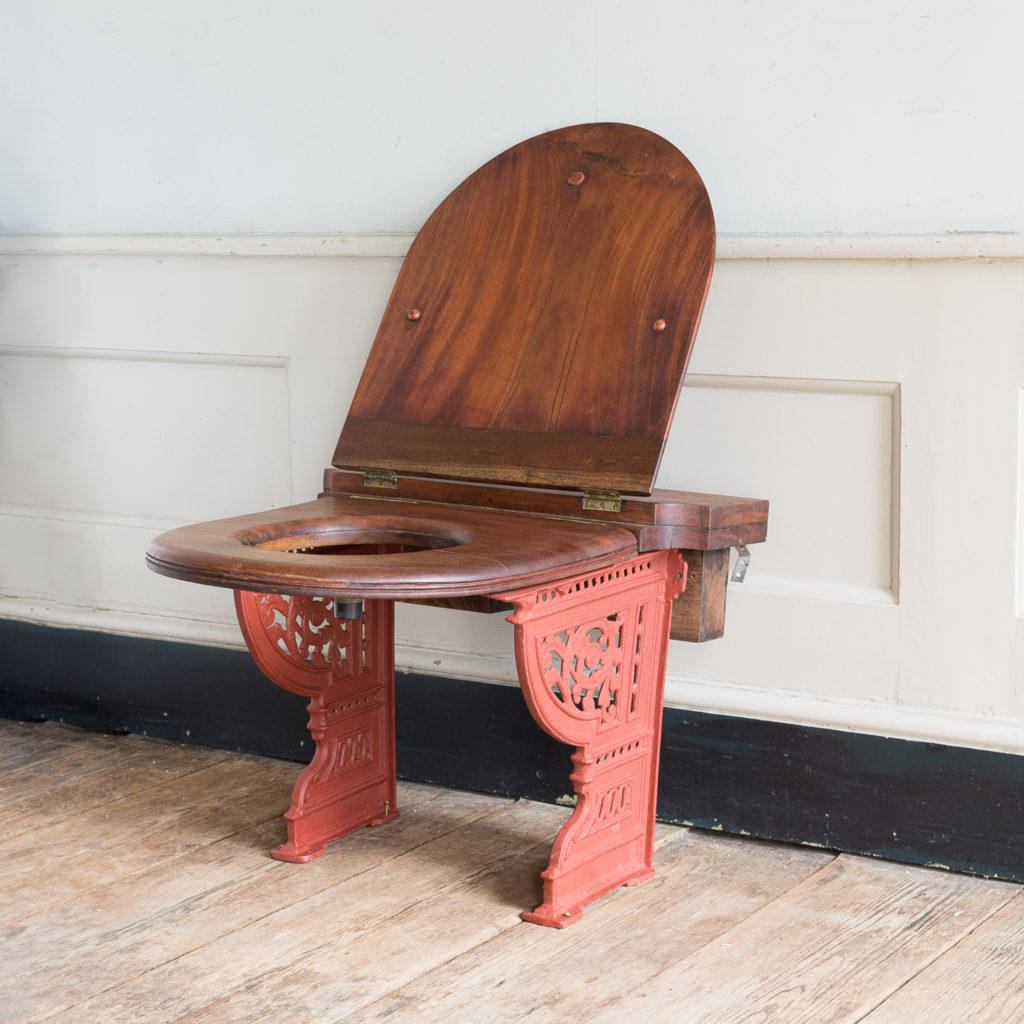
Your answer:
[334,122,715,496]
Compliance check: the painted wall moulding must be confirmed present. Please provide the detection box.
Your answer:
[3,233,1024,261]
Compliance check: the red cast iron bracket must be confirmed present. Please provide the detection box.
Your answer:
[497,549,686,926]
[234,591,397,862]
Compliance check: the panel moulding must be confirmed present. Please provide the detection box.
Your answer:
[0,595,243,649]
[3,233,1024,261]
[684,373,901,397]
[0,346,293,518]
[679,374,902,603]
[1018,387,1024,619]
[0,344,289,368]
[0,501,189,534]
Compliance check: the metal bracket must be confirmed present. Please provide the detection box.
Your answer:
[582,489,622,513]
[730,544,751,583]
[362,468,398,490]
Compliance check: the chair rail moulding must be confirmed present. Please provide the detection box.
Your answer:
[0,344,289,368]
[3,233,1024,260]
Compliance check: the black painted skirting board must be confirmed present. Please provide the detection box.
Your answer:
[2,618,1023,882]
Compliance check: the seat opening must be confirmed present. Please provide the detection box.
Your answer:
[246,528,465,555]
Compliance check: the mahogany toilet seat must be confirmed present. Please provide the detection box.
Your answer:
[147,494,639,599]
[146,122,768,927]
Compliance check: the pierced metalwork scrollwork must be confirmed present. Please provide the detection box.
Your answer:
[540,615,627,723]
[253,594,356,672]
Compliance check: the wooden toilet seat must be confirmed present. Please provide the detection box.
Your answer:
[147,493,639,599]
[146,122,769,928]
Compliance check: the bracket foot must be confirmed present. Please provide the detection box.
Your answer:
[235,592,397,861]
[498,550,685,926]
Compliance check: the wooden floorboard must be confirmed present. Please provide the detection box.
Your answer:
[2,719,1024,1024]
[0,731,228,840]
[359,828,833,1023]
[5,782,508,1022]
[58,801,568,1024]
[0,719,171,774]
[582,854,1018,1024]
[857,895,1024,1024]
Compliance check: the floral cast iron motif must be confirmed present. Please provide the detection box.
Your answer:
[542,615,628,724]
[252,593,365,674]
[233,591,396,861]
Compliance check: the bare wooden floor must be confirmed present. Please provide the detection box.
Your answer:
[2,719,1023,1023]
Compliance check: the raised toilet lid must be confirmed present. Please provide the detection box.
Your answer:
[334,122,714,497]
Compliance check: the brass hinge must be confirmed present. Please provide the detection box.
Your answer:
[582,489,622,513]
[362,468,398,489]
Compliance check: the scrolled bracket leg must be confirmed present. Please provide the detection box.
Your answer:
[496,550,686,927]
[234,591,397,862]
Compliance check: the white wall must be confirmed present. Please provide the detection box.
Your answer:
[3,3,1024,753]
[3,1,1023,235]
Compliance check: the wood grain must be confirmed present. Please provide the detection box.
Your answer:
[358,829,831,1023]
[0,755,278,924]
[0,719,147,773]
[323,467,770,551]
[334,122,715,495]
[858,895,1024,1023]
[170,830,568,1023]
[146,494,639,598]
[400,594,512,614]
[146,483,767,601]
[670,547,730,642]
[336,418,665,495]
[584,856,1018,1024]
[52,800,570,1024]
[0,727,226,839]
[4,723,1023,1024]
[2,781,508,1022]
[145,125,766,629]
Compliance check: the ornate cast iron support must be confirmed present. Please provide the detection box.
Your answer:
[497,550,686,927]
[234,592,397,863]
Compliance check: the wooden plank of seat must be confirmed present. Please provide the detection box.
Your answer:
[146,494,639,598]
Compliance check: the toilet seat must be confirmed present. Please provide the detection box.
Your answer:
[144,122,768,927]
[146,493,639,599]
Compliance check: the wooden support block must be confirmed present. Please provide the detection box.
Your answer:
[670,548,730,643]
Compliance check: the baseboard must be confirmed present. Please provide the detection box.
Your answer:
[3,619,1022,882]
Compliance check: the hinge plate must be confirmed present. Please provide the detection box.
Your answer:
[362,468,398,490]
[731,544,751,583]
[582,489,622,513]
